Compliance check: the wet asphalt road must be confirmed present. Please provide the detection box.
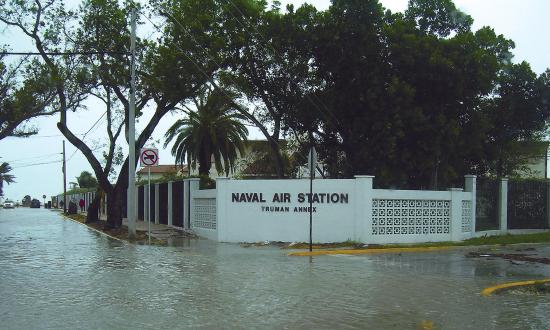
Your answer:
[1,207,549,329]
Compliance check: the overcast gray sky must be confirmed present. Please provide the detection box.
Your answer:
[1,0,549,202]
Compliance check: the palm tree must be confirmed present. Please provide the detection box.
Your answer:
[164,87,248,176]
[0,161,15,196]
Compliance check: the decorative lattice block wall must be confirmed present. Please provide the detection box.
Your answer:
[193,198,217,229]
[372,199,450,235]
[461,200,472,233]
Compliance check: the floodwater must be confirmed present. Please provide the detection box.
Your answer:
[1,208,549,329]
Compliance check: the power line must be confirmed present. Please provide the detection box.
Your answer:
[1,51,129,56]
[3,151,62,164]
[66,110,107,161]
[11,160,62,169]
[11,132,87,138]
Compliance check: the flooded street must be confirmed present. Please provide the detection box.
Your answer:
[1,208,550,329]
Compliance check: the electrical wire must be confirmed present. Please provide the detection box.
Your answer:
[0,51,128,56]
[66,110,107,161]
[3,151,62,164]
[10,160,62,169]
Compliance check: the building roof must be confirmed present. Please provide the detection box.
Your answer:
[137,164,188,174]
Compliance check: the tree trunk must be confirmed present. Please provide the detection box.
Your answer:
[85,189,101,223]
[105,187,123,229]
[268,136,285,178]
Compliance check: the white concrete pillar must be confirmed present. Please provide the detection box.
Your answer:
[186,178,200,230]
[135,185,139,221]
[499,178,509,233]
[168,181,173,227]
[547,181,550,229]
[215,177,229,241]
[154,183,159,224]
[464,175,477,234]
[448,188,464,241]
[354,175,374,243]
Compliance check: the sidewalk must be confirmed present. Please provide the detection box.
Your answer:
[95,211,195,241]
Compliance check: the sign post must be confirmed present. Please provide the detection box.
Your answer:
[140,148,159,244]
[308,146,317,252]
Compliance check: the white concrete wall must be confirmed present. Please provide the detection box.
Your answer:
[216,178,356,243]
[198,176,476,244]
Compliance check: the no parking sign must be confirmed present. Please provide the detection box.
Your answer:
[140,148,159,167]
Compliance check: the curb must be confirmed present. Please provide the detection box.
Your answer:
[481,278,550,296]
[288,246,453,256]
[59,213,127,244]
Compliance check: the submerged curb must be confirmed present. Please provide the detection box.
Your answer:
[59,213,126,244]
[288,246,453,256]
[481,278,550,296]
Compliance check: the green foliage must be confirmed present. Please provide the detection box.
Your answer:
[65,187,97,195]
[0,161,15,196]
[21,195,31,207]
[272,0,550,188]
[164,86,248,176]
[76,171,98,188]
[0,54,58,140]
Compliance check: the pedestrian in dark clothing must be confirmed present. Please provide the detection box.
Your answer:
[79,199,85,212]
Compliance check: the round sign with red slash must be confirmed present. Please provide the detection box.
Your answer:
[140,148,159,167]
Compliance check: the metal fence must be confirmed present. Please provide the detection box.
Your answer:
[159,183,168,225]
[138,186,144,220]
[172,181,184,227]
[476,178,499,231]
[508,179,549,229]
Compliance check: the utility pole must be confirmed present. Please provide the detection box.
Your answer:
[308,132,316,253]
[62,140,67,214]
[127,7,137,240]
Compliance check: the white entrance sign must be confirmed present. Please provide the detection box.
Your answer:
[140,148,159,167]
[217,179,357,243]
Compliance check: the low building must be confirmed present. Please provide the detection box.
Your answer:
[514,141,548,179]
[137,164,189,182]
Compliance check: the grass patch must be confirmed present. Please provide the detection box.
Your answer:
[63,213,165,245]
[283,232,550,250]
[280,240,365,250]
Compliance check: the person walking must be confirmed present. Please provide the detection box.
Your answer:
[79,198,85,213]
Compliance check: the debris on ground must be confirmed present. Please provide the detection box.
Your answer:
[466,251,550,264]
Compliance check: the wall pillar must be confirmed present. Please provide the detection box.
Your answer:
[186,178,200,230]
[354,175,374,243]
[215,177,229,241]
[154,183,160,225]
[448,188,464,241]
[547,180,550,229]
[464,175,477,235]
[499,178,509,233]
[168,181,173,227]
[135,186,138,221]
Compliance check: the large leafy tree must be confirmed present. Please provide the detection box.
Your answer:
[0,54,63,140]
[76,170,98,188]
[1,0,220,228]
[164,86,248,176]
[281,0,548,189]
[483,64,550,177]
[0,161,15,196]
[221,1,321,177]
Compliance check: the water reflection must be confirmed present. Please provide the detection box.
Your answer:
[0,208,549,329]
